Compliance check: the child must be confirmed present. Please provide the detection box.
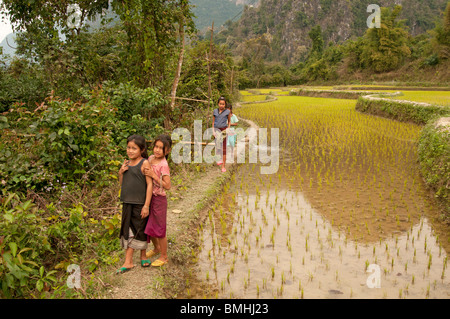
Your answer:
[144,135,172,267]
[212,96,231,172]
[117,135,153,273]
[226,104,239,158]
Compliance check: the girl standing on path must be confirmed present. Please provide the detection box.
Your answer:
[212,97,231,173]
[226,104,239,158]
[118,135,153,273]
[144,135,172,267]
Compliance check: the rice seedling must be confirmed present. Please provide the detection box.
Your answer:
[428,254,432,270]
[193,90,449,299]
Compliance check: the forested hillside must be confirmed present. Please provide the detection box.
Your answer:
[218,0,448,64]
[220,0,447,64]
[219,0,450,88]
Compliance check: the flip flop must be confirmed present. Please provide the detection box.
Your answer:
[116,266,134,274]
[151,259,168,267]
[145,250,160,258]
[141,259,151,267]
[221,167,226,173]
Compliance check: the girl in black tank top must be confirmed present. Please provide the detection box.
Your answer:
[117,135,153,273]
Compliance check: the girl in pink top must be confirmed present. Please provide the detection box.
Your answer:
[144,135,172,267]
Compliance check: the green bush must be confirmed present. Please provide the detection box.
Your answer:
[0,193,56,298]
[355,97,450,125]
[423,53,439,66]
[0,81,170,194]
[0,190,122,298]
[418,118,450,215]
[0,58,50,113]
[0,94,122,193]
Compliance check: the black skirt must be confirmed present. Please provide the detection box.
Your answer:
[119,203,149,250]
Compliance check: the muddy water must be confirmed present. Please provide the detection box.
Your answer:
[193,96,449,299]
[195,164,449,298]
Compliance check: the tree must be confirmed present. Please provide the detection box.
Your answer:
[0,0,110,59]
[360,5,411,73]
[111,0,196,91]
[176,40,236,108]
[432,1,450,60]
[0,1,114,99]
[308,25,324,60]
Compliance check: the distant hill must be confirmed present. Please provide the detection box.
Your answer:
[190,0,259,34]
[216,0,449,65]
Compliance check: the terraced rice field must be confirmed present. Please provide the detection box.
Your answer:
[241,95,268,103]
[193,90,449,299]
[391,91,450,106]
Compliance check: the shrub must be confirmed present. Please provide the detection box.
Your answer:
[0,190,122,298]
[355,96,450,125]
[418,118,450,215]
[0,93,122,193]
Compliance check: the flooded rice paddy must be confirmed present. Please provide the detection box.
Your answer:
[193,94,449,299]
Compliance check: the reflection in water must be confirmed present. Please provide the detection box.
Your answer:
[197,184,449,298]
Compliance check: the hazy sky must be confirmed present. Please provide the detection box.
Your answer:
[0,8,13,43]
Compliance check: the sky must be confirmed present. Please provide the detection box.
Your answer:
[0,8,13,43]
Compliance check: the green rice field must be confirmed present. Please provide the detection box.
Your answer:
[193,89,449,299]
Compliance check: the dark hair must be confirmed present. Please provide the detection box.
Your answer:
[127,134,148,158]
[228,104,233,112]
[153,134,172,159]
[218,96,227,104]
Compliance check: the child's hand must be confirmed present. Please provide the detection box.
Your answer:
[119,160,129,174]
[141,206,149,218]
[144,167,158,180]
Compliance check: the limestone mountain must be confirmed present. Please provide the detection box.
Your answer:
[216,0,449,65]
[190,0,260,34]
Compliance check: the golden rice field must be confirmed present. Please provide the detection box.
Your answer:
[193,92,449,299]
[391,91,450,106]
[255,88,283,94]
[291,86,450,106]
[241,95,268,102]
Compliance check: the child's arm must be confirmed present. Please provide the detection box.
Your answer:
[119,160,129,185]
[231,115,238,126]
[161,174,171,190]
[144,169,171,190]
[141,160,152,218]
[212,114,216,138]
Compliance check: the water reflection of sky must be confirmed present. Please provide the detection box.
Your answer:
[197,185,449,299]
